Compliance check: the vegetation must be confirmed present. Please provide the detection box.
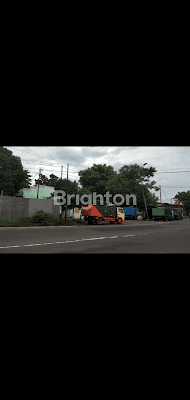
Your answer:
[174,191,190,215]
[34,163,160,211]
[0,147,32,196]
[78,163,160,209]
[78,164,116,195]
[35,174,79,210]
[35,173,60,188]
[0,210,87,227]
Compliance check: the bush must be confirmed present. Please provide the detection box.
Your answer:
[31,210,61,226]
[0,217,32,227]
[0,211,87,227]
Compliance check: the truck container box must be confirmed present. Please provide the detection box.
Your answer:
[96,205,117,218]
[123,207,139,219]
[152,208,172,220]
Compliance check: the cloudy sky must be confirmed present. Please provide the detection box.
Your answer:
[6,146,190,204]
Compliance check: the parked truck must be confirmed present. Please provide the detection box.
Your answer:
[81,204,125,225]
[152,207,173,221]
[123,207,139,220]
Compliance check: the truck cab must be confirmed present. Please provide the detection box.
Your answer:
[117,208,125,222]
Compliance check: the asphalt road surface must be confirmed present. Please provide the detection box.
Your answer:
[0,219,189,253]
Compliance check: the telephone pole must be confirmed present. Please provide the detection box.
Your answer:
[138,163,148,219]
[65,163,69,222]
[67,163,69,180]
[61,166,63,180]
[159,185,162,207]
[37,168,43,199]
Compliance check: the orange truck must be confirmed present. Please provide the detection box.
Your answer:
[82,204,125,225]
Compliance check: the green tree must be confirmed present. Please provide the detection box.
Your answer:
[118,164,158,190]
[35,174,59,187]
[107,164,159,209]
[78,164,116,195]
[48,174,59,187]
[0,146,32,196]
[174,191,190,215]
[55,178,79,210]
[78,162,159,209]
[35,174,49,186]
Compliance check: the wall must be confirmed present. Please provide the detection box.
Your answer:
[0,196,29,221]
[28,198,59,217]
[0,196,59,221]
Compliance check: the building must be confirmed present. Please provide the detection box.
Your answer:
[23,185,55,199]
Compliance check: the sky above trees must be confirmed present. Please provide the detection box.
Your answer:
[5,146,190,203]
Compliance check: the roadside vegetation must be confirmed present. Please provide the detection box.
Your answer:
[0,210,87,227]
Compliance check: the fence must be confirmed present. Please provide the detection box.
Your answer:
[0,196,59,221]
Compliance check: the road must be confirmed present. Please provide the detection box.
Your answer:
[0,219,189,253]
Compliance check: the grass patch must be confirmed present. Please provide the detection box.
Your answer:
[0,210,87,227]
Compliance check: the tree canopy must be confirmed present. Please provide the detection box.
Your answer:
[174,191,190,214]
[0,146,32,196]
[78,164,116,195]
[35,174,59,188]
[78,163,159,208]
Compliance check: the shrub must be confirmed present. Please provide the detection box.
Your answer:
[0,211,87,227]
[0,218,31,227]
[31,210,59,226]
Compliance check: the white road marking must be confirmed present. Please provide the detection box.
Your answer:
[123,235,135,237]
[0,231,157,250]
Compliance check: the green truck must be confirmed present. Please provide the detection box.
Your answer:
[152,207,173,221]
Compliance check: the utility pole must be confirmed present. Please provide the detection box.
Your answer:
[37,168,43,199]
[159,185,162,207]
[65,163,69,222]
[139,163,148,220]
[142,186,148,220]
[61,166,63,180]
[67,163,69,181]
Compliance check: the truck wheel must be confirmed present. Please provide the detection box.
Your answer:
[117,218,122,224]
[96,218,103,225]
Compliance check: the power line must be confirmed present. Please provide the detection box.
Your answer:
[7,147,79,173]
[8,147,54,161]
[161,188,171,203]
[155,171,190,174]
[21,161,78,172]
[22,164,79,175]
